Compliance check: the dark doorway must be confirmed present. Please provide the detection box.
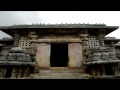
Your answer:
[50,43,68,67]
[104,64,113,75]
[5,65,13,78]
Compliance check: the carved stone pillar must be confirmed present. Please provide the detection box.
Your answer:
[28,31,38,55]
[79,29,89,47]
[20,67,25,78]
[18,68,22,78]
[91,67,95,76]
[78,29,89,62]
[96,66,100,76]
[27,31,38,72]
[99,38,105,47]
[11,67,18,78]
[97,29,106,47]
[0,66,5,78]
[113,64,119,75]
[110,42,116,52]
[82,41,88,50]
[102,64,106,75]
[13,32,20,47]
[109,42,117,60]
[24,67,30,77]
[28,31,38,40]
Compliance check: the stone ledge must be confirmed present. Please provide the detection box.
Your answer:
[0,61,35,66]
[84,60,120,65]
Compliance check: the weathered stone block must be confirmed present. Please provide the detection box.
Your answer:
[68,43,83,68]
[36,43,50,68]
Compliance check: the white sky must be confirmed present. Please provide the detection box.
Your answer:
[0,11,120,39]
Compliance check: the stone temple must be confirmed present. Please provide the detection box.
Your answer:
[0,23,120,79]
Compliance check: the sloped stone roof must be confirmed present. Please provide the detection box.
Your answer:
[104,37,120,44]
[115,43,120,46]
[0,23,118,37]
[104,37,120,41]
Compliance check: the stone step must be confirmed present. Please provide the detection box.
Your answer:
[39,72,81,76]
[39,68,84,73]
[28,73,90,79]
[27,68,90,79]
[33,76,83,79]
[28,73,91,79]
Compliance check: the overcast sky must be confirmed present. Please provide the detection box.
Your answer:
[0,11,120,39]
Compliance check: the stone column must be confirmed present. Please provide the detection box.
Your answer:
[110,42,116,52]
[98,37,105,47]
[109,42,118,60]
[101,64,106,76]
[21,68,25,78]
[96,66,101,76]
[91,66,95,76]
[0,66,5,78]
[78,30,89,63]
[18,68,22,78]
[113,64,119,75]
[11,67,17,78]
[13,32,20,47]
[17,67,25,78]
[24,67,30,77]
[28,31,38,61]
[28,31,38,40]
[97,29,106,47]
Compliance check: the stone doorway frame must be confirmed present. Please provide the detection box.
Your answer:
[33,38,83,69]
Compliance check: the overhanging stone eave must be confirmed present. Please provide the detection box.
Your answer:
[0,29,13,37]
[0,39,14,42]
[0,24,119,29]
[104,39,120,44]
[104,28,118,37]
[104,39,120,41]
[0,26,119,37]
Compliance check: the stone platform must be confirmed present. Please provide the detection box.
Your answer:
[27,67,91,79]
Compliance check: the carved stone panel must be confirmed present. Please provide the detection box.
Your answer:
[68,43,83,68]
[36,43,50,68]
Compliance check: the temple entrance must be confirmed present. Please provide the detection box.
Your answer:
[5,65,13,78]
[50,43,68,67]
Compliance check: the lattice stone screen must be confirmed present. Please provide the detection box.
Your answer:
[18,37,31,48]
[86,36,99,48]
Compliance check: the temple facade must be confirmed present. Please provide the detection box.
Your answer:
[0,23,120,79]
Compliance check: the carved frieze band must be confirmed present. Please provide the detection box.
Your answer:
[32,38,82,43]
